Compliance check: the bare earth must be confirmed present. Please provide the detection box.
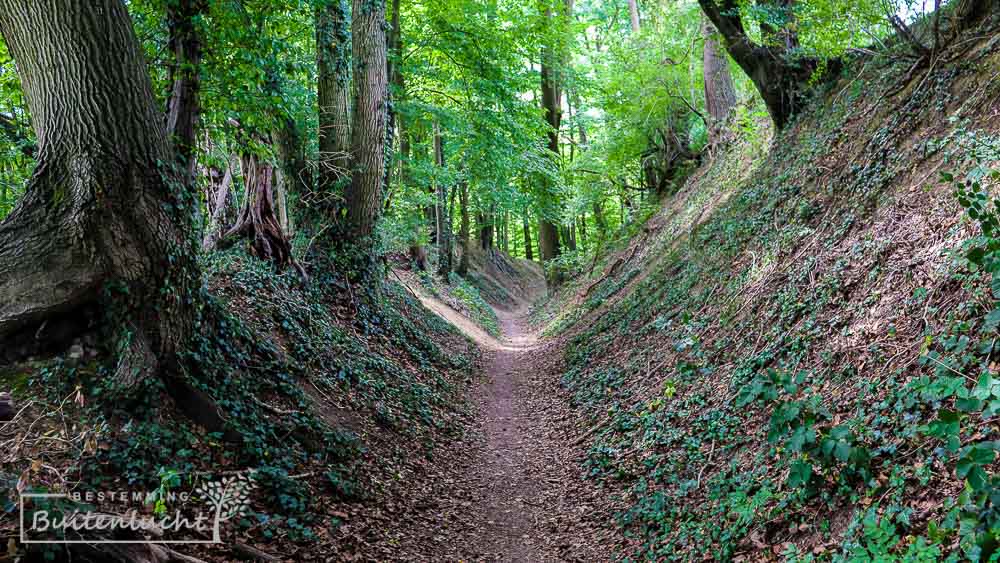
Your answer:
[380,283,615,562]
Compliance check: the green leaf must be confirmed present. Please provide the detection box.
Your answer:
[957,397,984,412]
[967,465,988,491]
[985,308,1000,331]
[787,459,812,488]
[834,441,851,462]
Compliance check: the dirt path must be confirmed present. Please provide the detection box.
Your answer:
[384,284,615,561]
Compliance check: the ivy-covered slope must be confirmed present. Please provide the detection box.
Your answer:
[0,248,480,556]
[549,25,1000,561]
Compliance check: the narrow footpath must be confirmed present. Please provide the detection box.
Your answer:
[390,285,615,561]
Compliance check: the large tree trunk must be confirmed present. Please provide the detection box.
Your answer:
[538,4,564,269]
[0,0,201,384]
[165,0,206,187]
[702,18,736,145]
[478,210,495,252]
[345,0,389,240]
[698,0,827,130]
[316,0,352,192]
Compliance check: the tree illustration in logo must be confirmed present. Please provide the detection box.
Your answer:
[194,472,256,543]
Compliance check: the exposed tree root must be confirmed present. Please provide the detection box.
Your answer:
[219,151,307,282]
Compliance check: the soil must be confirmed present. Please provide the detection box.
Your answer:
[373,281,617,562]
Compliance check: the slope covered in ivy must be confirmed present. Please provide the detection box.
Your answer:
[545,22,1000,561]
[0,248,485,558]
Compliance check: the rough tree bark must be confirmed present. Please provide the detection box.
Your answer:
[702,18,737,145]
[202,157,235,251]
[316,0,352,193]
[0,0,202,386]
[345,0,389,240]
[697,0,828,130]
[165,0,207,186]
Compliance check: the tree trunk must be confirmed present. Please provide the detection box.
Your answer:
[273,111,310,211]
[593,200,607,236]
[702,18,737,145]
[345,0,389,240]
[457,181,470,276]
[0,0,201,385]
[202,157,236,251]
[538,220,560,264]
[165,0,206,186]
[434,123,452,277]
[538,4,564,269]
[316,0,352,192]
[697,0,828,130]
[628,0,640,33]
[523,213,534,262]
[221,149,305,279]
[478,211,495,252]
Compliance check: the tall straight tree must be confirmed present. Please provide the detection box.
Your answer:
[522,213,534,261]
[537,1,567,269]
[702,18,736,145]
[0,0,203,384]
[434,122,452,276]
[316,0,352,193]
[345,0,389,239]
[165,0,207,186]
[457,181,470,276]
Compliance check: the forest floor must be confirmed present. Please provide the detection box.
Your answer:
[370,277,617,562]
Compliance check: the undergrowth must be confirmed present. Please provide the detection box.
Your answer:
[1,248,473,544]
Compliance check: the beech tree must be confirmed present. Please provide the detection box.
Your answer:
[0,1,204,385]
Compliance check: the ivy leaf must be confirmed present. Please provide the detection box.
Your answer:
[787,459,812,489]
[834,441,851,462]
[984,308,1000,332]
[967,465,988,491]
